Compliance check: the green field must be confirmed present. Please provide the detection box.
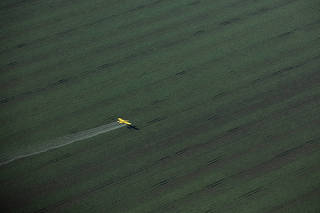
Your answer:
[1,0,320,212]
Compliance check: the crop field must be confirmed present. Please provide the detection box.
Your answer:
[1,0,320,212]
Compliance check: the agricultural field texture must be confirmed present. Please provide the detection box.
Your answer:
[1,0,320,212]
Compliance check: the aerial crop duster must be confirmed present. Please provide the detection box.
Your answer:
[117,118,139,130]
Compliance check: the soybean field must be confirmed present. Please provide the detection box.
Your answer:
[0,0,320,212]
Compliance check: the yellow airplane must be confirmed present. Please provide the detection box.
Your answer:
[117,118,132,125]
[117,118,139,130]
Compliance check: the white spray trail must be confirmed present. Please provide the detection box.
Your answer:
[0,122,125,167]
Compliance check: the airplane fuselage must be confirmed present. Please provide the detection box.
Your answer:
[117,118,132,125]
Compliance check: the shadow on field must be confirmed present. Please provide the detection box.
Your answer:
[127,125,139,130]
